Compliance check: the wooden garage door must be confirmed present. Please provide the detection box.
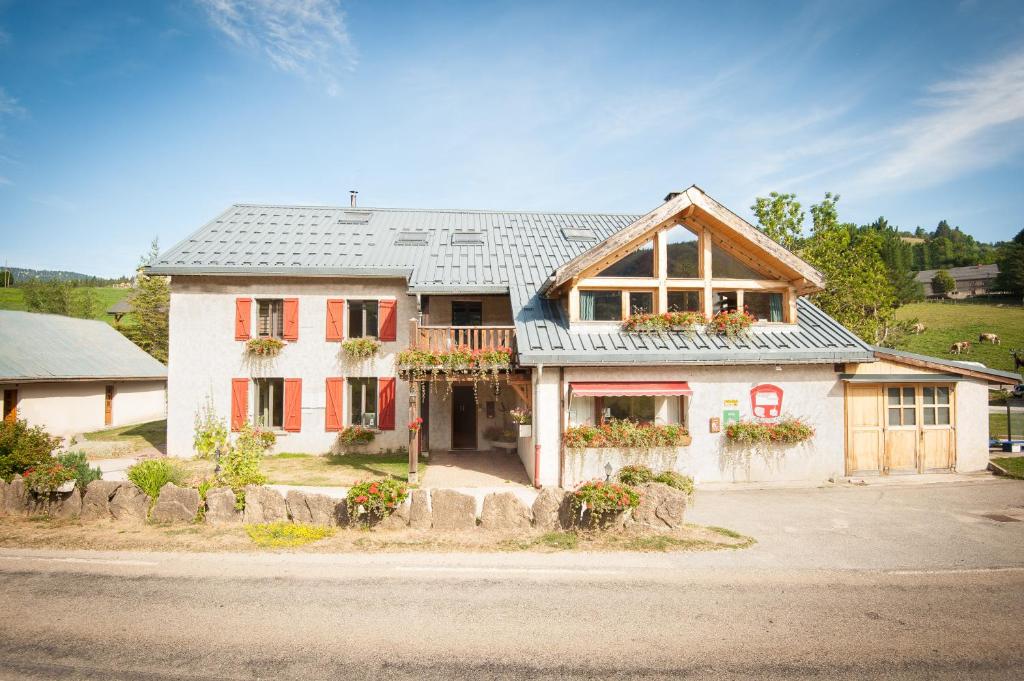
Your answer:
[846,383,956,475]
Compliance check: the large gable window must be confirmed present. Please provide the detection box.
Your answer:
[710,243,766,279]
[665,224,700,278]
[744,292,784,322]
[580,290,622,321]
[667,290,701,312]
[596,240,654,278]
[628,291,653,315]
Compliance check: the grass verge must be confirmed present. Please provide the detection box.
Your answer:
[990,457,1024,480]
[179,451,427,487]
[246,522,335,548]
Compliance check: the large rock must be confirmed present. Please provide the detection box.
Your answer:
[204,487,241,525]
[408,490,431,529]
[631,482,688,530]
[109,484,150,523]
[150,483,200,523]
[480,492,532,530]
[531,487,572,531]
[0,479,8,516]
[286,490,314,524]
[242,485,288,524]
[430,489,476,530]
[26,489,81,518]
[376,501,410,530]
[2,477,27,516]
[80,480,123,520]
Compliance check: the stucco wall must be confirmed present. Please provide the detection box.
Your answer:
[1,380,166,439]
[533,363,846,485]
[955,378,990,472]
[167,276,415,457]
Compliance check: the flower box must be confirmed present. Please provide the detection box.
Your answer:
[518,424,532,438]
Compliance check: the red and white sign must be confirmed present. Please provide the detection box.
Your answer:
[750,384,784,419]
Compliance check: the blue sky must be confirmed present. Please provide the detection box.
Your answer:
[0,0,1022,277]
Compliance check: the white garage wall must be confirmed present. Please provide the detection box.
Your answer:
[955,378,991,473]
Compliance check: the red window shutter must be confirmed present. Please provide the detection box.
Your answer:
[234,298,252,340]
[230,379,248,431]
[283,298,299,341]
[326,299,345,341]
[325,378,344,432]
[378,299,397,341]
[284,378,302,432]
[378,377,396,430]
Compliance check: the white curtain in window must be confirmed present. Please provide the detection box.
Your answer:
[569,396,595,426]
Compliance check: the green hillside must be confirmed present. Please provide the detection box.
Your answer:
[0,287,132,325]
[894,301,1024,374]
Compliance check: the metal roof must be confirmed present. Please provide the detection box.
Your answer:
[913,264,999,283]
[0,311,168,382]
[871,346,1021,384]
[150,203,876,365]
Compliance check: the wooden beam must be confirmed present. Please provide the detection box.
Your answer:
[871,349,1020,385]
[408,383,420,485]
[702,226,713,319]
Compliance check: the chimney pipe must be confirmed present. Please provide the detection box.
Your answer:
[349,190,358,207]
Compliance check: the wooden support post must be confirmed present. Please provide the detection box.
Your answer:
[408,318,419,350]
[408,381,420,485]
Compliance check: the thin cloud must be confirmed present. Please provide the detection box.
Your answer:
[0,87,25,118]
[0,176,11,186]
[197,0,357,95]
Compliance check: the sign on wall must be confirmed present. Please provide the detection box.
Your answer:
[750,384,784,419]
[722,398,740,425]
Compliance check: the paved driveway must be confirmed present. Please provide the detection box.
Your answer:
[687,478,1024,570]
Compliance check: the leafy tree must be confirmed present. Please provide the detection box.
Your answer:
[930,270,956,296]
[995,228,1024,301]
[800,193,898,344]
[119,239,170,364]
[863,217,922,305]
[751,192,805,250]
[21,278,102,319]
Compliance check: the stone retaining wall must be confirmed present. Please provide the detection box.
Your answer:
[0,479,688,532]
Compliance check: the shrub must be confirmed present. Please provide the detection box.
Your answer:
[653,471,694,497]
[246,337,285,356]
[563,420,690,449]
[707,309,755,337]
[0,418,62,481]
[338,426,375,447]
[219,424,269,491]
[127,459,185,499]
[23,463,76,493]
[193,399,228,460]
[246,522,334,548]
[724,417,814,445]
[56,451,102,490]
[572,480,641,528]
[617,464,654,486]
[342,337,382,359]
[346,478,409,525]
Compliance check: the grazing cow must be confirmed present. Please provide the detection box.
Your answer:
[979,333,1000,345]
[911,322,926,335]
[950,341,972,355]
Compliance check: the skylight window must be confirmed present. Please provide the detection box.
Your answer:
[562,227,597,242]
[395,231,430,246]
[450,231,485,246]
[337,211,372,225]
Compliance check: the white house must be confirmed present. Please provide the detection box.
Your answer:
[0,311,167,438]
[149,186,1020,485]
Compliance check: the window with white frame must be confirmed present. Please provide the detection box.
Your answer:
[570,395,685,427]
[348,377,378,428]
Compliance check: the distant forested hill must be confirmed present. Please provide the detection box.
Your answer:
[0,266,130,286]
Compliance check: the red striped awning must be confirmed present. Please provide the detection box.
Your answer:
[569,382,693,398]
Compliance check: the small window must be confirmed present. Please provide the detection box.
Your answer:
[602,396,656,423]
[712,291,737,315]
[665,224,700,278]
[452,301,483,326]
[887,386,916,426]
[922,386,951,426]
[395,231,430,246]
[348,300,379,338]
[349,377,378,427]
[562,227,596,242]
[451,231,485,246]
[596,240,654,278]
[254,378,284,429]
[628,292,653,315]
[667,291,701,312]
[745,292,785,322]
[711,243,766,279]
[579,290,622,321]
[257,299,284,338]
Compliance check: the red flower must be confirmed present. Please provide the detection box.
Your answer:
[355,495,368,504]
[369,483,379,495]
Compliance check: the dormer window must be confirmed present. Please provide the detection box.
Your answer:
[579,291,622,321]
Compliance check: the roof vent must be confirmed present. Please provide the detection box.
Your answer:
[338,211,372,225]
[561,227,596,242]
[395,231,430,246]
[450,231,485,246]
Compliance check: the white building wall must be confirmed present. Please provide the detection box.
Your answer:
[167,276,415,457]
[955,378,991,473]
[2,380,166,440]
[532,363,846,486]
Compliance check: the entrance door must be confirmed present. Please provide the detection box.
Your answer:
[920,385,954,470]
[104,385,114,426]
[451,301,482,327]
[2,389,16,422]
[451,386,477,449]
[846,384,883,474]
[884,386,918,472]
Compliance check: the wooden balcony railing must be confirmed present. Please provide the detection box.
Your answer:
[410,322,516,353]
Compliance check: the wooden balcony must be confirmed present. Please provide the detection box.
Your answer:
[410,322,516,352]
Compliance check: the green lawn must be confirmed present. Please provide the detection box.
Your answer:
[0,286,131,325]
[990,412,1024,440]
[990,457,1024,480]
[895,301,1024,374]
[180,452,426,487]
[82,419,167,454]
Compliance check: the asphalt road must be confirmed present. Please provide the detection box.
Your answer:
[1,480,1023,680]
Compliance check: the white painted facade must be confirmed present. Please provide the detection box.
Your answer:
[166,276,415,457]
[954,378,990,473]
[1,380,166,439]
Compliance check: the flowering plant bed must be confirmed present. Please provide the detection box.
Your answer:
[342,337,382,360]
[245,337,286,356]
[346,478,409,525]
[563,420,691,449]
[397,345,513,391]
[23,463,76,494]
[706,310,755,338]
[724,417,814,444]
[408,417,423,433]
[509,407,531,425]
[338,426,376,446]
[572,480,641,528]
[622,311,706,333]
